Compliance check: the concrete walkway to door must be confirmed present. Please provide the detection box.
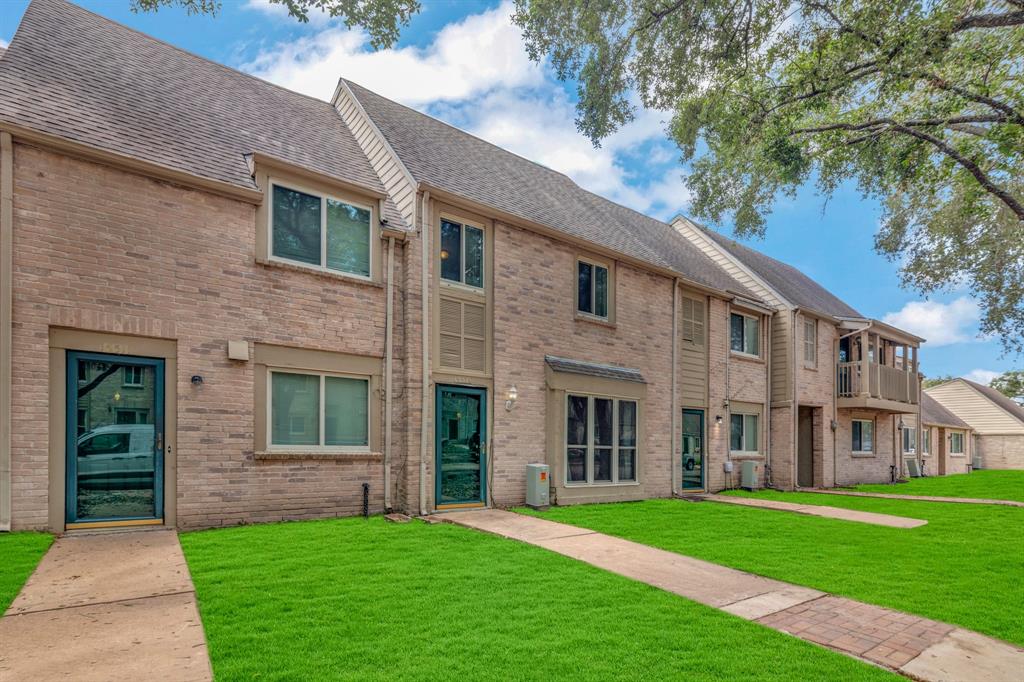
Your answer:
[441,509,1024,682]
[0,530,212,682]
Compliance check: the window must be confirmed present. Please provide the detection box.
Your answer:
[440,218,484,288]
[77,363,88,383]
[903,427,916,453]
[922,429,931,454]
[730,313,760,356]
[950,432,965,454]
[729,413,759,453]
[78,432,130,456]
[116,408,150,425]
[271,183,372,278]
[123,366,144,387]
[680,297,705,344]
[576,258,609,319]
[803,319,817,366]
[76,408,89,437]
[565,394,637,485]
[269,370,369,450]
[852,419,874,453]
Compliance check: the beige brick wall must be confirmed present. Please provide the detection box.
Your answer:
[976,434,1024,470]
[835,410,897,485]
[10,145,407,530]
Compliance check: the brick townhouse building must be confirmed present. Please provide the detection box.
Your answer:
[0,0,926,533]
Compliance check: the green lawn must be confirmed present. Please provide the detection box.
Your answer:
[852,469,1024,502]
[521,493,1024,646]
[180,517,896,681]
[0,532,53,613]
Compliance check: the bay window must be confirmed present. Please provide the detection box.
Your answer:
[566,394,637,485]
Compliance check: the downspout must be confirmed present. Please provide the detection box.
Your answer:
[418,190,430,516]
[724,302,732,489]
[791,310,798,487]
[383,233,395,512]
[670,279,679,496]
[764,310,772,488]
[832,327,838,487]
[0,132,12,531]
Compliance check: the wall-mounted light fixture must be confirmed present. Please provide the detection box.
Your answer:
[505,384,518,411]
[440,249,450,260]
[191,375,204,386]
[830,419,838,432]
[715,414,723,425]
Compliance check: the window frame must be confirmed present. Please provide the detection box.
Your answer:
[852,418,875,454]
[729,311,761,357]
[575,256,611,321]
[266,368,372,453]
[267,178,375,282]
[902,426,916,454]
[122,365,144,387]
[729,411,760,454]
[803,318,817,367]
[439,216,486,291]
[922,428,931,455]
[950,431,965,455]
[564,393,639,486]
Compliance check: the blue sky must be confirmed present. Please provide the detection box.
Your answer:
[1,0,1015,382]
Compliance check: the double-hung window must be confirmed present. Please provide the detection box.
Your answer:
[576,258,609,319]
[271,183,372,278]
[852,419,874,453]
[730,313,760,356]
[903,427,916,453]
[440,218,484,288]
[803,319,817,366]
[950,432,965,454]
[269,370,369,451]
[566,395,637,484]
[729,413,759,453]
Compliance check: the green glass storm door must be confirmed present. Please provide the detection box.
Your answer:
[435,385,487,507]
[681,409,705,491]
[66,352,165,524]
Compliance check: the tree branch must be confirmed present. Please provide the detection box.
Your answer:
[953,10,1024,30]
[792,114,1009,134]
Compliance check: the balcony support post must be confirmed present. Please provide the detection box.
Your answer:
[859,330,871,397]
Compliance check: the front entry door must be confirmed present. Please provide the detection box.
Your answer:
[681,409,705,490]
[797,407,814,488]
[66,352,164,526]
[435,385,487,508]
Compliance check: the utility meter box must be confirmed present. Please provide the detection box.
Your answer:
[740,460,760,491]
[526,463,550,509]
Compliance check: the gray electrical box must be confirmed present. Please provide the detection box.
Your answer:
[526,463,550,509]
[740,460,760,491]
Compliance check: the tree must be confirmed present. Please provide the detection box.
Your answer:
[131,0,420,48]
[923,375,956,389]
[511,0,1024,353]
[990,369,1024,403]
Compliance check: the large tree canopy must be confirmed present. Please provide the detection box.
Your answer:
[511,0,1023,352]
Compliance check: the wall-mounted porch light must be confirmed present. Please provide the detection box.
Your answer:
[505,385,518,411]
[715,414,723,425]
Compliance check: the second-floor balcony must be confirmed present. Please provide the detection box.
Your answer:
[836,322,923,413]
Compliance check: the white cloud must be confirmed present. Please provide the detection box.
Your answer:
[962,369,1000,385]
[882,297,981,347]
[239,2,688,218]
[0,39,8,50]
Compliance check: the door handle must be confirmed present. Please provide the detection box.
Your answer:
[156,433,163,451]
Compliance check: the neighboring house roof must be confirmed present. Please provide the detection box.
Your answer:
[343,80,756,297]
[0,0,406,226]
[921,393,970,429]
[697,225,862,318]
[961,379,1024,425]
[545,356,645,384]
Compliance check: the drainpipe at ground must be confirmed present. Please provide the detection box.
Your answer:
[419,190,430,516]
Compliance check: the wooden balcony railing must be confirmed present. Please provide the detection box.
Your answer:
[837,361,919,404]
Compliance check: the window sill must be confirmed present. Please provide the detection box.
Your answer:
[851,451,875,458]
[730,351,764,364]
[255,450,383,461]
[440,280,485,296]
[563,480,640,488]
[803,364,818,372]
[257,257,383,288]
[574,313,616,329]
[950,453,967,458]
[730,452,764,460]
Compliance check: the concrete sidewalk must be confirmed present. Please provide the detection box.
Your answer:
[799,487,1024,507]
[706,494,928,528]
[0,529,212,682]
[442,509,1024,681]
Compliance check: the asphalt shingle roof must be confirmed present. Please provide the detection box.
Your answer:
[920,393,970,429]
[698,226,861,317]
[345,80,755,296]
[0,0,406,225]
[545,356,645,383]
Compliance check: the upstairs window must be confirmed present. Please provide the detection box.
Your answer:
[123,366,144,387]
[852,419,874,453]
[440,218,484,288]
[271,183,372,278]
[680,297,705,344]
[730,312,760,356]
[730,413,759,453]
[803,319,817,366]
[577,258,609,319]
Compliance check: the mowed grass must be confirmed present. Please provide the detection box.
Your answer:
[180,517,897,681]
[0,532,53,612]
[852,469,1024,502]
[521,493,1024,646]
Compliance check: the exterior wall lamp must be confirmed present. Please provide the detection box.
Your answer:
[505,385,518,411]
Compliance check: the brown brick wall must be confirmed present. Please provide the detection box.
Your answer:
[10,144,405,530]
[976,434,1024,470]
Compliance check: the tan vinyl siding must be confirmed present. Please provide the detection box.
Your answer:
[771,311,792,403]
[927,382,1024,435]
[679,291,707,407]
[334,86,416,227]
